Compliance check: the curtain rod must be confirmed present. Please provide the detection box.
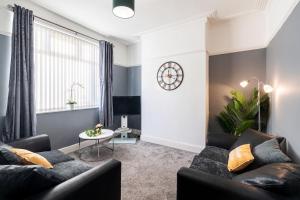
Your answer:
[7,4,114,46]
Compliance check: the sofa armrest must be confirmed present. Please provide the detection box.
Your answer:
[9,134,51,152]
[28,159,121,200]
[177,167,284,200]
[206,133,237,149]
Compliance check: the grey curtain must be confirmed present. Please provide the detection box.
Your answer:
[99,41,114,127]
[3,5,36,142]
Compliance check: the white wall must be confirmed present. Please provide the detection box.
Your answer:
[141,18,208,153]
[127,42,141,66]
[207,11,267,55]
[266,2,300,162]
[266,0,299,45]
[207,1,299,56]
[0,8,13,36]
[0,0,128,66]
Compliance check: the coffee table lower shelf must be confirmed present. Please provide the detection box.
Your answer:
[78,129,119,161]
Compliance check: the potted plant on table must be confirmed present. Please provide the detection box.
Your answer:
[85,123,104,137]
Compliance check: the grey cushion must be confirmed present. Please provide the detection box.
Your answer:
[253,138,291,167]
[233,163,300,196]
[199,146,229,164]
[190,156,233,178]
[38,150,74,165]
[0,165,65,199]
[0,142,12,149]
[0,147,23,165]
[52,160,92,180]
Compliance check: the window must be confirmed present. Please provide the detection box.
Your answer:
[34,20,100,113]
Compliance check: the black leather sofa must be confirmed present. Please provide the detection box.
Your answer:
[177,130,300,200]
[6,134,121,200]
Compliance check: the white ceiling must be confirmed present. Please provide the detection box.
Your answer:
[30,0,269,45]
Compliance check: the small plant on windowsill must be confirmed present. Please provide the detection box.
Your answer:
[67,82,84,110]
[85,123,103,137]
[66,100,77,110]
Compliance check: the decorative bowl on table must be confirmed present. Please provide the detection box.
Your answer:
[85,123,103,137]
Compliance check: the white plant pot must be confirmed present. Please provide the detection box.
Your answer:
[69,104,75,110]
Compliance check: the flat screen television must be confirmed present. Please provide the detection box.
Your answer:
[113,96,141,115]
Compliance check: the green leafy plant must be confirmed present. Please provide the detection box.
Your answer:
[217,88,269,136]
[85,124,103,137]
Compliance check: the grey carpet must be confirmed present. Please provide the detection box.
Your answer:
[69,141,196,200]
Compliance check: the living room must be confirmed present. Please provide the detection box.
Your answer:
[0,0,300,199]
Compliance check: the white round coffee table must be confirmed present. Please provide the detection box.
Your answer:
[78,129,115,160]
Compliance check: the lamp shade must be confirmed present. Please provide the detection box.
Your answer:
[240,80,249,88]
[0,8,13,36]
[263,84,273,93]
[113,0,135,19]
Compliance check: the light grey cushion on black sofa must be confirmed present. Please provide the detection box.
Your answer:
[199,146,229,164]
[37,150,91,180]
[190,156,233,178]
[38,150,75,165]
[253,138,291,166]
[52,160,92,180]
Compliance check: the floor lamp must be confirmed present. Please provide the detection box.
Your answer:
[240,77,273,131]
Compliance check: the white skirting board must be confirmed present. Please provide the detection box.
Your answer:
[60,135,202,154]
[59,140,95,154]
[109,138,137,144]
[141,135,203,153]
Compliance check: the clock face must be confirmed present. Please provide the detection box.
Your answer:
[157,61,184,91]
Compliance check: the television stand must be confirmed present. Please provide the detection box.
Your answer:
[111,115,137,144]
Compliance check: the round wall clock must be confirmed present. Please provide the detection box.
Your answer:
[157,61,184,91]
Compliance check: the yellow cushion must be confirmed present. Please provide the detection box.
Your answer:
[227,144,254,172]
[10,148,53,169]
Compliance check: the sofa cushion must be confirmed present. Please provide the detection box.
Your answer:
[230,129,285,152]
[0,147,23,165]
[253,138,291,167]
[199,146,229,164]
[0,142,12,149]
[228,144,254,172]
[10,148,54,169]
[0,165,65,199]
[233,163,300,196]
[52,160,92,180]
[38,150,74,165]
[190,156,233,178]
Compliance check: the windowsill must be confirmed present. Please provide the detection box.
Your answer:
[37,106,99,115]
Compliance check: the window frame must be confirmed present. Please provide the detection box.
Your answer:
[33,20,100,114]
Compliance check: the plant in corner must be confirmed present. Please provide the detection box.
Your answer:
[217,88,269,136]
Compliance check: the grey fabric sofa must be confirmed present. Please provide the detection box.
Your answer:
[1,134,121,200]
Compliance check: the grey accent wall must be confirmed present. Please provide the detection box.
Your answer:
[128,66,141,96]
[266,3,300,162]
[112,65,141,130]
[0,34,11,135]
[113,65,128,96]
[37,108,99,149]
[209,49,266,134]
[113,65,141,96]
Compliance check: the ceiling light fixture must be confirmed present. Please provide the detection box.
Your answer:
[113,0,135,19]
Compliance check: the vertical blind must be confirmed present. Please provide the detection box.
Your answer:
[34,21,100,113]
